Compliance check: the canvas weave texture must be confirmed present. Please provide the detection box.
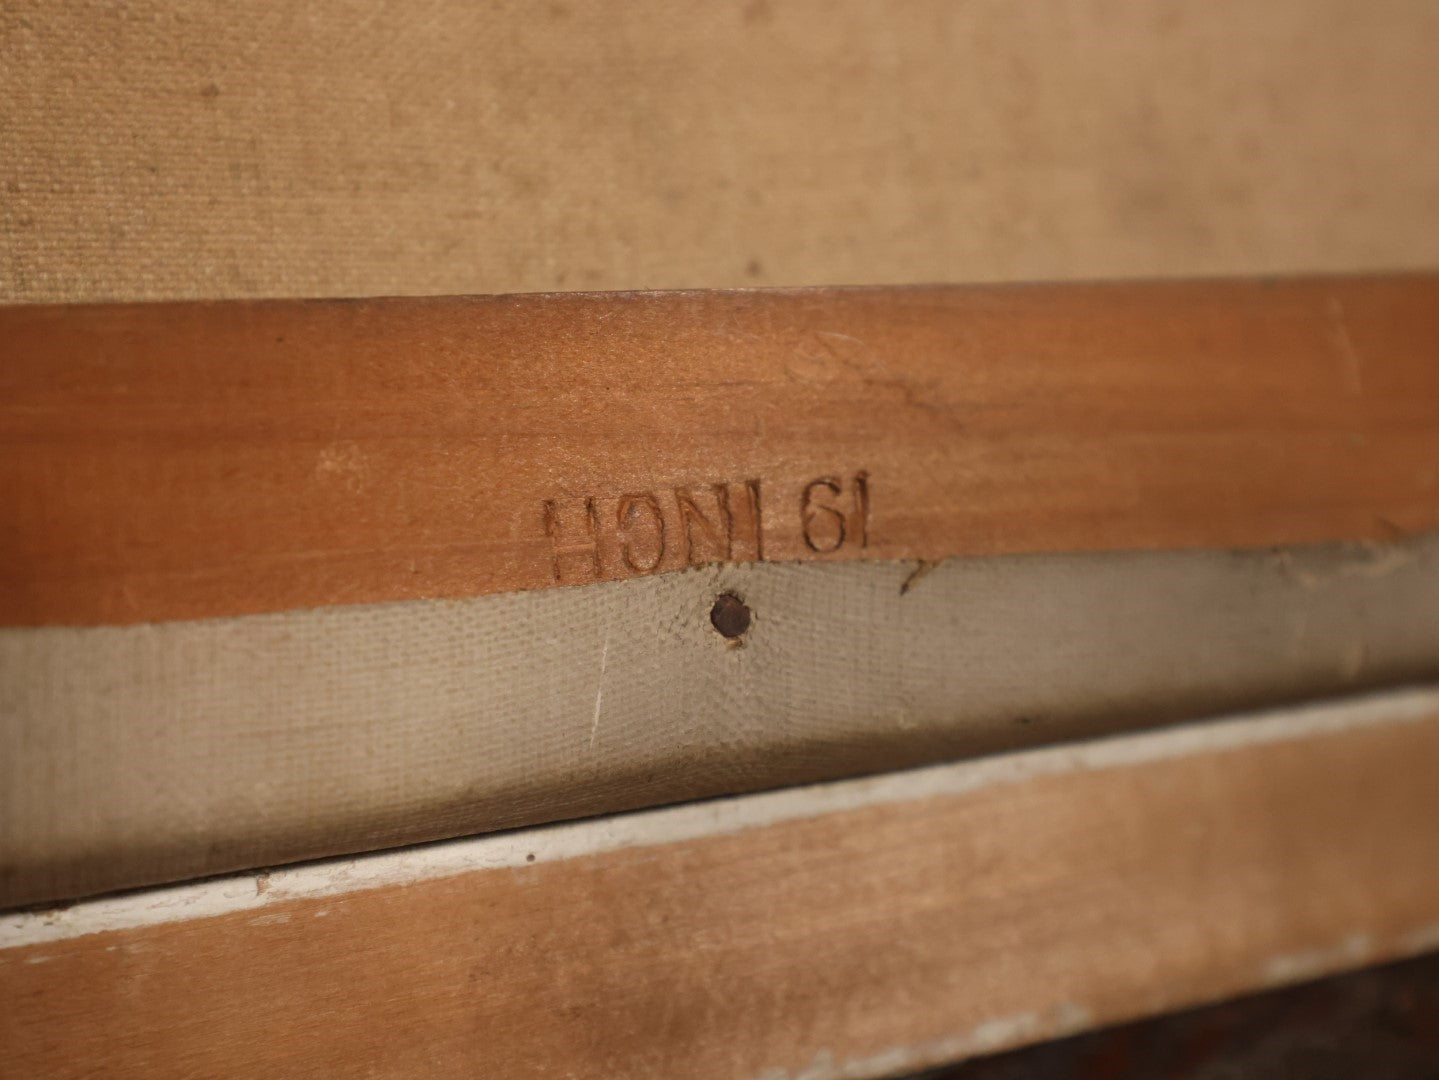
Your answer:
[5,539,1438,907]
[4,0,1439,304]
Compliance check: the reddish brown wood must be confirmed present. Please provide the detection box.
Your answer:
[3,276,1438,626]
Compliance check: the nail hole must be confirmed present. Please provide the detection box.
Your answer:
[710,593,751,639]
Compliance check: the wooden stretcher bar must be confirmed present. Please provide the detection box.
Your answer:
[3,274,1438,627]
[4,688,1438,1078]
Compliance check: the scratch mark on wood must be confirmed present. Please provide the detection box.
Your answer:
[901,560,938,595]
[589,632,611,750]
[1327,296,1364,394]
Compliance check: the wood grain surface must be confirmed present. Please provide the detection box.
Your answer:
[4,692,1438,1078]
[4,275,1438,626]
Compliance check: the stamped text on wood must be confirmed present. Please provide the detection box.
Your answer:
[2,277,1438,625]
[544,472,870,583]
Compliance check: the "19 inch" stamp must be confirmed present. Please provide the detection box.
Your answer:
[542,471,869,583]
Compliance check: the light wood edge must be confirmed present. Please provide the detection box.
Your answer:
[5,687,1439,1077]
[5,684,1437,948]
